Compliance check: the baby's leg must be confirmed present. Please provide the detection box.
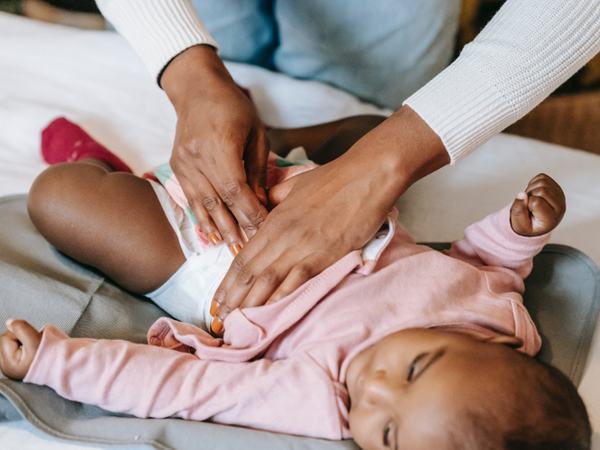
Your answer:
[28,161,185,294]
[267,115,386,164]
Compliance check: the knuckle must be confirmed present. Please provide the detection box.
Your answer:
[250,210,267,228]
[201,195,220,212]
[232,257,254,284]
[294,264,314,280]
[258,268,278,285]
[220,180,243,206]
[182,139,203,157]
[213,288,226,304]
[243,211,267,234]
[529,196,542,208]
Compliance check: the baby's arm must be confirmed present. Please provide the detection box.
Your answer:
[0,320,339,437]
[447,173,566,278]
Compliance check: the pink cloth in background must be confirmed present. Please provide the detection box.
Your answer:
[24,205,549,439]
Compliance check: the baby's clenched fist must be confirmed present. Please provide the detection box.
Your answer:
[0,319,41,380]
[510,173,566,237]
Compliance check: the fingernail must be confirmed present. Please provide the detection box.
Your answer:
[229,242,243,256]
[5,318,15,328]
[211,317,223,335]
[516,192,528,200]
[210,300,219,316]
[208,231,222,245]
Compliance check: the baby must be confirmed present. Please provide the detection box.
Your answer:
[0,117,591,450]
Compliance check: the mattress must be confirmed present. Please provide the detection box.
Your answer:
[1,12,599,449]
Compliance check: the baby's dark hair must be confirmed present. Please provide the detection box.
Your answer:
[452,352,591,450]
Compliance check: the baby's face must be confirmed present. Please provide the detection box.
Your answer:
[346,328,522,450]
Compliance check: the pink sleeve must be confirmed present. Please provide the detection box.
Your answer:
[446,205,550,279]
[23,326,344,439]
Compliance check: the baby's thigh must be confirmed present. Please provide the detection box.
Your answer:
[28,163,185,293]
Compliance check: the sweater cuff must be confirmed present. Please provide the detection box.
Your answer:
[97,0,218,83]
[404,54,514,164]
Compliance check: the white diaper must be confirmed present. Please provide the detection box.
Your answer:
[146,180,233,331]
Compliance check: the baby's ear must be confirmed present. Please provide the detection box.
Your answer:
[487,335,523,349]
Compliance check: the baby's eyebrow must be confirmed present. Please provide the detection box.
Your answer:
[414,347,447,382]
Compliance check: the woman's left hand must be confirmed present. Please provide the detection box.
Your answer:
[209,107,450,334]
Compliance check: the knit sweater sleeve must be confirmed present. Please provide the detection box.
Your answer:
[95,0,218,82]
[404,0,600,163]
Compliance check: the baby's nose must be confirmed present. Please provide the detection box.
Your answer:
[362,370,400,405]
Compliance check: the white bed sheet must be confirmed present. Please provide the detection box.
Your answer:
[1,13,599,449]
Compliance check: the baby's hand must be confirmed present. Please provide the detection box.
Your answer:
[510,173,566,236]
[0,320,41,380]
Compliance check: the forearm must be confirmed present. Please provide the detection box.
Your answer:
[96,0,218,83]
[448,205,550,278]
[23,326,229,420]
[405,0,600,162]
[341,106,449,208]
[267,115,387,163]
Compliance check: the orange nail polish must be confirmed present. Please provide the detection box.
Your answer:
[229,242,243,256]
[211,317,223,335]
[208,231,222,245]
[210,300,219,316]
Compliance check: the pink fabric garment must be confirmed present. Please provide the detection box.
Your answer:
[24,205,549,440]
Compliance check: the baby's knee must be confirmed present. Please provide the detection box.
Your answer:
[27,164,96,236]
[28,165,63,228]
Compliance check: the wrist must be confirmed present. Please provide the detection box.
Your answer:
[349,106,450,199]
[161,45,231,111]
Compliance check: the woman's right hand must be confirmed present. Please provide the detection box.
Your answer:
[162,45,269,254]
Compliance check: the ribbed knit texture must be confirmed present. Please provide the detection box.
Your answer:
[405,0,600,163]
[97,0,600,162]
[96,0,218,82]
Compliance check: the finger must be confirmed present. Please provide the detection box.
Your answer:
[527,195,557,231]
[177,170,244,250]
[527,186,563,214]
[170,160,223,243]
[245,127,269,207]
[216,176,269,241]
[266,256,323,304]
[240,255,291,309]
[216,242,282,316]
[525,174,562,197]
[510,192,532,235]
[268,176,301,206]
[210,228,274,320]
[0,331,20,365]
[208,143,269,241]
[6,320,41,361]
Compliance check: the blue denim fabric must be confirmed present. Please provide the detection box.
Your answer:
[191,0,461,108]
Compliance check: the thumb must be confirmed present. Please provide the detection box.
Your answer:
[268,175,304,206]
[6,320,41,358]
[510,192,532,235]
[245,127,269,206]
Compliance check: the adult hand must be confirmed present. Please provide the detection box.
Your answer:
[0,319,41,380]
[209,107,450,334]
[162,45,269,252]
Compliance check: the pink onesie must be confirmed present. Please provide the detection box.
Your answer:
[23,205,548,440]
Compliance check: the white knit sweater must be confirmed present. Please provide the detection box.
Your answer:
[96,0,600,163]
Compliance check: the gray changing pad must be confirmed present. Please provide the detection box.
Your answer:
[1,195,599,450]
